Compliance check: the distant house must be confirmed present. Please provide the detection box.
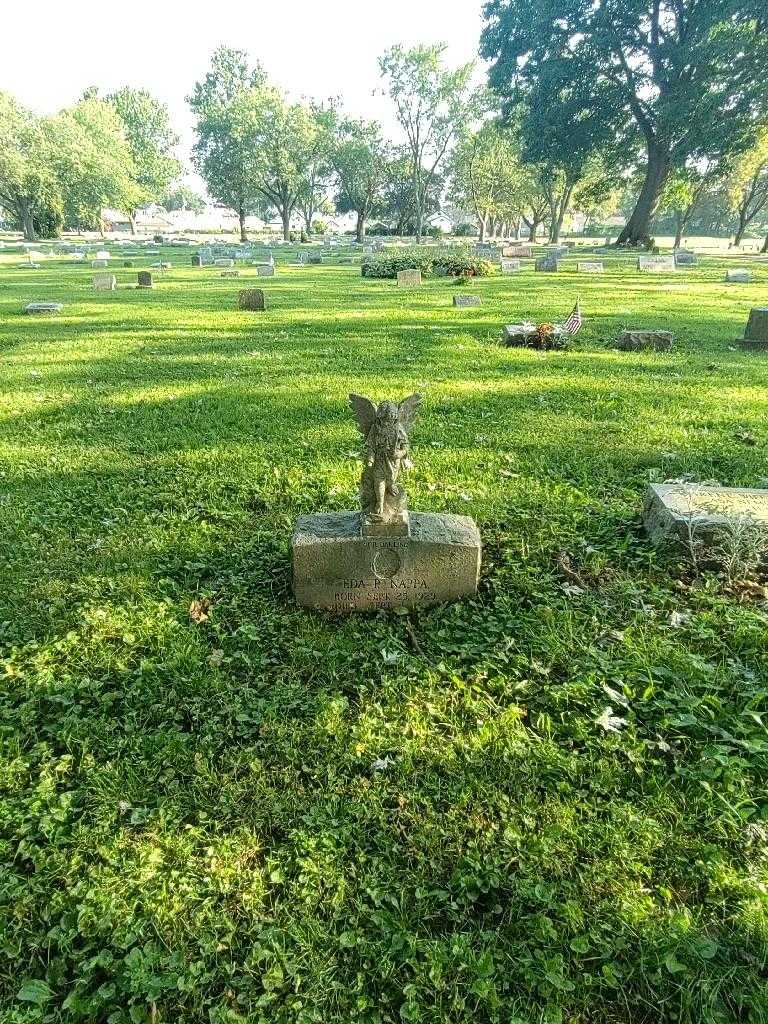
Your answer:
[101,208,133,232]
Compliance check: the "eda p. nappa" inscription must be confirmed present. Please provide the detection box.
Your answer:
[292,511,481,611]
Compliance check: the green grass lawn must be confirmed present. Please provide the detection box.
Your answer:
[1,241,768,1024]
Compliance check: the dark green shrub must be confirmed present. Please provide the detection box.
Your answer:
[361,246,493,279]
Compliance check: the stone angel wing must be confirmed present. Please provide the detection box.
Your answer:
[348,394,377,438]
[398,393,423,433]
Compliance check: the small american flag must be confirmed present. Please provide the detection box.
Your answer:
[562,300,583,335]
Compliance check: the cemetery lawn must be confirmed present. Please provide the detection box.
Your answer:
[2,244,768,1024]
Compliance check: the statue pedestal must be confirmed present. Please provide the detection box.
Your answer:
[292,511,481,612]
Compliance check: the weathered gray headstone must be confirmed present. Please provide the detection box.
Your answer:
[215,258,235,267]
[638,254,676,272]
[674,250,698,267]
[453,294,481,307]
[292,394,481,611]
[535,255,559,272]
[93,273,117,291]
[397,269,422,287]
[256,264,275,277]
[614,330,674,351]
[644,482,768,546]
[91,259,109,268]
[307,253,323,265]
[500,258,521,273]
[137,271,153,288]
[24,302,63,314]
[503,245,532,258]
[725,268,752,283]
[503,324,537,346]
[221,270,240,278]
[578,261,604,273]
[737,307,768,350]
[238,288,266,311]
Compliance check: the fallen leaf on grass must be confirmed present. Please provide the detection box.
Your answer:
[189,598,212,624]
[208,648,224,667]
[668,610,691,628]
[602,683,629,707]
[595,707,627,733]
[726,579,768,603]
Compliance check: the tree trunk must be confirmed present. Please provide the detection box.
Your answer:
[281,207,291,241]
[733,209,748,246]
[356,213,366,243]
[528,221,537,243]
[239,206,247,243]
[129,213,137,236]
[478,217,486,242]
[616,140,671,246]
[673,211,684,249]
[21,204,36,242]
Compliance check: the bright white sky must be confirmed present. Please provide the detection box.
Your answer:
[2,0,488,194]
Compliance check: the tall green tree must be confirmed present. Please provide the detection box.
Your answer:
[658,162,721,247]
[190,49,326,240]
[163,185,206,212]
[332,119,388,242]
[481,0,768,246]
[450,121,525,240]
[725,129,768,246]
[107,88,181,232]
[295,102,339,235]
[51,96,142,232]
[0,92,59,240]
[379,44,479,242]
[188,47,268,241]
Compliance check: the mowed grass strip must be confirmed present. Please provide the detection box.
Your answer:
[1,242,768,1023]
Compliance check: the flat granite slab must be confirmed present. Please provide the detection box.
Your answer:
[292,510,481,611]
[644,483,768,544]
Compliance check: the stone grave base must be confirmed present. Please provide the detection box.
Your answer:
[644,482,768,546]
[615,330,674,351]
[292,511,481,612]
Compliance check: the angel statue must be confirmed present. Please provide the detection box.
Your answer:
[349,393,422,534]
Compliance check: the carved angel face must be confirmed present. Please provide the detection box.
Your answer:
[376,401,399,424]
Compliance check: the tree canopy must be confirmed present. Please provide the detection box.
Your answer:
[481,0,768,245]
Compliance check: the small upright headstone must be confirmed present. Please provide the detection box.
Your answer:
[535,255,559,272]
[256,264,275,277]
[307,253,323,265]
[221,270,240,278]
[397,269,422,287]
[238,288,266,311]
[726,268,752,284]
[92,259,108,268]
[637,254,676,272]
[93,273,117,291]
[577,261,604,273]
[674,249,698,267]
[137,271,153,288]
[215,258,235,267]
[453,294,481,307]
[503,245,532,258]
[737,307,768,350]
[500,258,521,274]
